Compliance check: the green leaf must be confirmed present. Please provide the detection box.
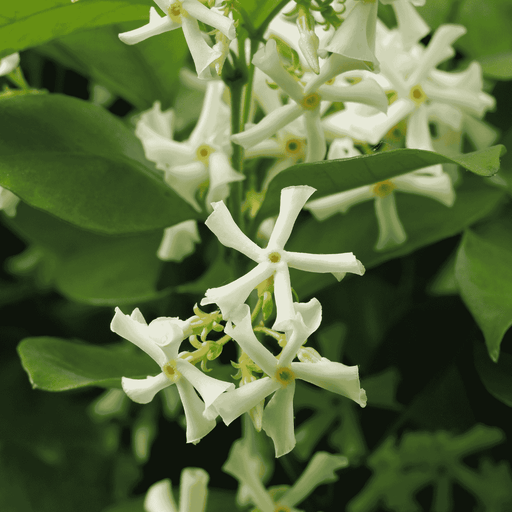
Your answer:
[256,146,506,222]
[474,342,512,408]
[7,203,166,305]
[0,94,200,234]
[0,0,152,59]
[478,52,512,81]
[235,0,287,32]
[455,209,512,362]
[287,173,505,298]
[38,23,188,110]
[17,337,159,391]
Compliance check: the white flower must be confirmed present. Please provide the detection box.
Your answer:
[157,220,200,262]
[110,307,233,443]
[119,0,235,79]
[144,468,209,512]
[380,0,429,48]
[200,186,365,329]
[212,301,366,457]
[0,53,20,76]
[135,82,244,212]
[232,39,387,164]
[305,138,455,251]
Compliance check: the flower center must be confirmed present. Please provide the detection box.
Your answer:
[285,138,303,156]
[268,251,281,263]
[274,506,291,512]
[409,84,427,106]
[168,1,186,23]
[301,92,321,110]
[372,180,396,197]
[275,367,295,387]
[162,361,181,383]
[196,144,215,164]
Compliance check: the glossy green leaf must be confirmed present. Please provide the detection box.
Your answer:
[234,0,287,32]
[474,342,512,408]
[0,94,200,234]
[478,52,512,81]
[256,146,506,222]
[38,23,188,110]
[18,337,158,391]
[455,209,512,362]
[0,0,151,59]
[7,203,165,305]
[286,174,505,298]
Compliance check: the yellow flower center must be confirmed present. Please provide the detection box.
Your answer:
[163,361,181,383]
[268,252,281,263]
[285,138,303,156]
[409,84,427,106]
[301,92,321,110]
[168,1,186,23]
[275,367,295,387]
[373,180,396,197]
[196,144,215,164]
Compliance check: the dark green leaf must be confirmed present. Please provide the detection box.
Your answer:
[0,94,200,234]
[38,23,188,110]
[7,203,165,305]
[0,0,151,59]
[257,146,506,222]
[455,208,512,362]
[474,341,512,408]
[288,173,505,298]
[18,336,158,391]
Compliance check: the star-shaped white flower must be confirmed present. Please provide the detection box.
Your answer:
[119,0,235,79]
[111,307,233,443]
[200,185,365,330]
[212,300,366,457]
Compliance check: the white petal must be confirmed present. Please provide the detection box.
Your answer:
[393,0,430,48]
[201,263,274,319]
[181,17,221,79]
[212,377,280,426]
[122,373,170,404]
[137,101,174,140]
[327,138,362,160]
[0,53,20,76]
[225,305,278,376]
[206,151,245,208]
[252,39,304,104]
[175,359,234,408]
[374,194,407,251]
[144,479,178,512]
[178,468,209,512]
[463,114,499,150]
[175,379,216,444]
[231,104,303,149]
[119,8,177,45]
[303,110,326,163]
[244,139,283,159]
[272,266,297,332]
[285,251,365,276]
[0,187,20,217]
[157,220,200,262]
[262,384,296,458]
[305,186,374,220]
[184,0,236,39]
[111,307,167,366]
[319,78,388,113]
[165,160,208,212]
[268,186,316,249]
[292,361,367,407]
[394,172,455,206]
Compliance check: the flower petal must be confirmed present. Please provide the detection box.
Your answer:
[0,187,20,217]
[157,220,200,262]
[111,307,166,366]
[0,53,20,76]
[319,78,388,113]
[394,172,455,207]
[285,251,365,276]
[272,266,297,332]
[204,200,262,261]
[175,378,217,444]
[303,110,326,163]
[305,186,374,220]
[184,0,236,39]
[374,194,407,251]
[211,377,279,426]
[119,7,177,45]
[178,468,209,512]
[292,361,367,407]
[144,479,178,512]
[206,151,245,209]
[122,373,170,404]
[175,359,234,408]
[165,160,208,212]
[262,383,297,457]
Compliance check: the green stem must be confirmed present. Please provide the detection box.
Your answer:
[256,0,292,38]
[251,296,263,324]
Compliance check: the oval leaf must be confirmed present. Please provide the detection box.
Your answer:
[257,146,506,222]
[0,94,200,234]
[17,337,159,391]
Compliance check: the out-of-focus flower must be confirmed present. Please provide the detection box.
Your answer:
[157,220,200,262]
[118,0,235,79]
[110,307,233,443]
[0,53,20,75]
[201,186,365,330]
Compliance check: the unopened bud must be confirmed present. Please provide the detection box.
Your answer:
[297,12,320,74]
